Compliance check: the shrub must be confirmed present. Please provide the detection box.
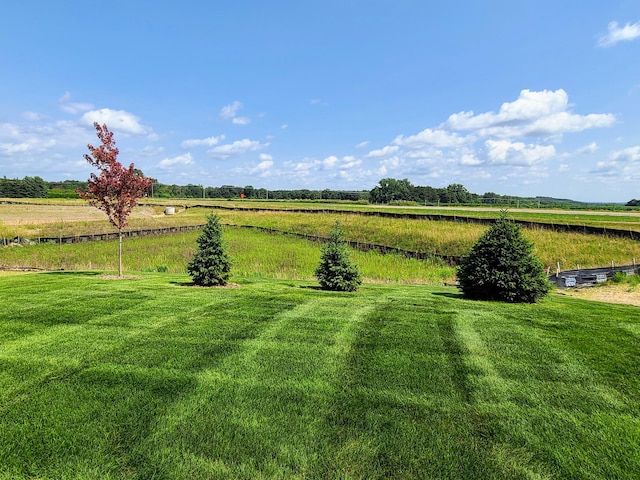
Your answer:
[315,221,362,292]
[457,212,552,303]
[187,214,232,286]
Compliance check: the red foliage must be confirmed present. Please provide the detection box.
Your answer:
[78,123,153,230]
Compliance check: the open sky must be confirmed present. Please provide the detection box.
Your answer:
[1,1,639,202]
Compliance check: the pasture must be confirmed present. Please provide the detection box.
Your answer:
[0,273,639,479]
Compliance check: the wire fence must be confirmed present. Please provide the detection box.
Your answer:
[549,264,639,288]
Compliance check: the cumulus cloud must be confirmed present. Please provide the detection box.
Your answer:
[323,155,338,167]
[366,145,399,158]
[460,153,482,166]
[608,146,640,163]
[598,21,640,47]
[281,154,364,182]
[158,152,194,169]
[486,140,556,166]
[445,89,615,138]
[81,108,152,136]
[341,156,361,169]
[207,139,269,159]
[575,142,599,155]
[0,142,31,155]
[181,135,225,148]
[0,121,87,156]
[250,158,274,174]
[590,154,639,181]
[393,128,468,148]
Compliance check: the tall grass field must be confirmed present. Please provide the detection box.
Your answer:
[0,273,638,479]
[3,203,640,273]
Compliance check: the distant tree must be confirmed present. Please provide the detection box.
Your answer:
[626,199,640,207]
[78,122,152,277]
[457,212,552,303]
[188,214,232,286]
[370,178,415,203]
[315,221,362,292]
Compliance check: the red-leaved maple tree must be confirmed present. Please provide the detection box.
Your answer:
[78,122,153,277]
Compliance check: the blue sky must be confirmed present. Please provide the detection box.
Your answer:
[1,1,639,202]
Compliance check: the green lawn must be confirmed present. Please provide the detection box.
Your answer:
[0,273,638,479]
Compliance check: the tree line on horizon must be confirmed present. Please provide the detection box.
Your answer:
[0,175,635,207]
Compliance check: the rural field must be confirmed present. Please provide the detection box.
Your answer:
[2,200,640,273]
[1,200,639,478]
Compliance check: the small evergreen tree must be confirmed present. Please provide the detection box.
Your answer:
[315,221,362,292]
[457,212,552,303]
[188,214,232,286]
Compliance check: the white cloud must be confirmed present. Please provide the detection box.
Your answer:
[355,141,370,149]
[220,101,242,120]
[58,92,94,114]
[158,152,194,169]
[598,21,640,47]
[81,108,152,136]
[281,124,288,129]
[220,101,251,125]
[259,153,273,161]
[181,135,225,148]
[323,155,338,167]
[445,89,615,138]
[486,140,556,166]
[460,153,482,166]
[341,155,361,169]
[250,159,274,174]
[0,122,74,156]
[609,146,640,163]
[393,128,468,148]
[575,142,599,155]
[366,145,399,158]
[141,145,165,156]
[232,117,251,125]
[0,142,30,155]
[207,139,269,159]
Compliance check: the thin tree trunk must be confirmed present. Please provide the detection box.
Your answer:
[118,229,123,277]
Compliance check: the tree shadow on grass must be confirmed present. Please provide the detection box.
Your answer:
[170,281,241,289]
[431,291,465,300]
[42,270,102,277]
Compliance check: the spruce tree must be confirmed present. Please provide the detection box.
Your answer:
[315,221,362,292]
[457,212,552,303]
[188,214,232,286]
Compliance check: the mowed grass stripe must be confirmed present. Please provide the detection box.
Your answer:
[0,274,638,478]
[146,294,378,478]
